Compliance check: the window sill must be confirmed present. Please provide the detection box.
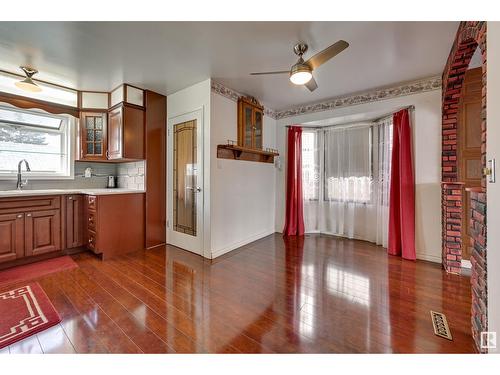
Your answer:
[0,174,74,181]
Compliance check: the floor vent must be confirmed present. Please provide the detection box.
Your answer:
[430,311,453,340]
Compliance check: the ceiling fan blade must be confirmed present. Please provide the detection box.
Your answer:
[305,76,318,92]
[305,40,349,70]
[250,70,289,75]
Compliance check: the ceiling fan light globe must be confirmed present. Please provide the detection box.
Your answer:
[15,78,42,93]
[290,71,312,85]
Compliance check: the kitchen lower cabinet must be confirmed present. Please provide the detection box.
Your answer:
[0,196,62,265]
[24,209,61,257]
[0,193,145,268]
[84,193,144,259]
[65,195,85,249]
[0,212,24,263]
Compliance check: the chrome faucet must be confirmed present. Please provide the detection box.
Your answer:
[16,159,31,190]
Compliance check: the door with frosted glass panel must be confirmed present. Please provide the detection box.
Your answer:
[167,110,204,255]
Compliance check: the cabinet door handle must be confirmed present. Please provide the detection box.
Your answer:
[17,214,23,219]
[26,213,32,217]
[68,196,73,200]
[106,150,110,159]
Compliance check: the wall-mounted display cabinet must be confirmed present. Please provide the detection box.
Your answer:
[238,96,264,149]
[217,95,278,164]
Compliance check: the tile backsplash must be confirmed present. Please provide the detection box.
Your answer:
[117,161,145,190]
[0,161,145,191]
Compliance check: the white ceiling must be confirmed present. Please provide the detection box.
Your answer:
[0,21,458,110]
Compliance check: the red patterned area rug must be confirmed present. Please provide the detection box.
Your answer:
[0,256,77,289]
[0,283,61,349]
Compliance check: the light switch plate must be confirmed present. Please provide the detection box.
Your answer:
[488,159,496,183]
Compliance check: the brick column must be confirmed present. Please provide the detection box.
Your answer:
[442,182,464,274]
[469,189,487,352]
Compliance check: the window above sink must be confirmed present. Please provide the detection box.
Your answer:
[0,104,74,179]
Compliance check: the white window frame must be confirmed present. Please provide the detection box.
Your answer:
[0,104,75,180]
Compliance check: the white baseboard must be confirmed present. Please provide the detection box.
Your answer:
[211,229,276,259]
[416,252,442,264]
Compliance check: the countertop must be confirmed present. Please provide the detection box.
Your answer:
[0,188,145,198]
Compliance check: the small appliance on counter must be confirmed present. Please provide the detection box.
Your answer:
[107,175,117,188]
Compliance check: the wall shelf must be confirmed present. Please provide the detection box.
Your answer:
[217,144,279,164]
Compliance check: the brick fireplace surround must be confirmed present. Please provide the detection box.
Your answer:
[441,21,487,353]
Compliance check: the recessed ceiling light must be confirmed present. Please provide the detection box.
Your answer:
[15,66,42,93]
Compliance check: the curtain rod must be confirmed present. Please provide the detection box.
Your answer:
[285,105,415,129]
[373,105,415,123]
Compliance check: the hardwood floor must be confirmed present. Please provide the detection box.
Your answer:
[0,233,475,353]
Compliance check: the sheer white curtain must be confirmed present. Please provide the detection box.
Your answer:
[373,118,393,247]
[302,131,320,232]
[301,118,393,246]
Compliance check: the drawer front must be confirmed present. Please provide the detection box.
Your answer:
[87,230,100,253]
[87,210,97,232]
[0,196,61,214]
[87,195,97,211]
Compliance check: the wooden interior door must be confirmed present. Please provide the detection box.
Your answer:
[0,213,24,263]
[25,209,61,256]
[458,67,482,260]
[107,106,123,159]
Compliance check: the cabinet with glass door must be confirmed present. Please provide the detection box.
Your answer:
[78,111,107,161]
[237,96,264,149]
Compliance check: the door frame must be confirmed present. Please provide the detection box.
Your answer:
[166,108,204,256]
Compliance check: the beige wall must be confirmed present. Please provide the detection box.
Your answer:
[487,21,500,353]
[210,92,277,258]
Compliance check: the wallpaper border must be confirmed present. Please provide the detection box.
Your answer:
[211,75,441,120]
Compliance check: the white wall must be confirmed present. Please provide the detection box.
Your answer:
[167,79,212,258]
[210,92,276,258]
[275,89,443,263]
[487,21,500,353]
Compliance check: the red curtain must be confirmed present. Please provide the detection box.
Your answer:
[388,109,416,260]
[283,126,305,236]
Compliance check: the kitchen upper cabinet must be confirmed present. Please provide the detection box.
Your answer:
[107,104,145,161]
[110,84,144,108]
[78,111,107,161]
[238,96,264,149]
[0,213,24,264]
[24,209,61,257]
[65,195,84,249]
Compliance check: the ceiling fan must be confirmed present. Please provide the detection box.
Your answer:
[250,40,349,92]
